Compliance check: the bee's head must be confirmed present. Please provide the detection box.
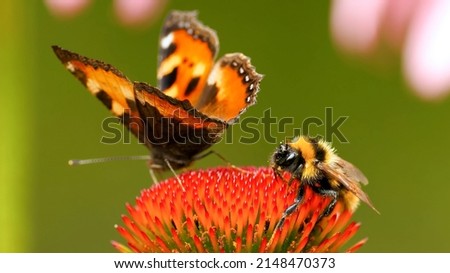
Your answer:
[271,143,305,175]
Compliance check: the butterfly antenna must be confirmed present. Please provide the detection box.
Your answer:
[68,155,152,166]
[163,158,186,192]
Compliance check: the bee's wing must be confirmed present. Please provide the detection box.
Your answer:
[335,158,369,185]
[317,159,380,214]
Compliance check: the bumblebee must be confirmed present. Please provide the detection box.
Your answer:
[271,136,379,229]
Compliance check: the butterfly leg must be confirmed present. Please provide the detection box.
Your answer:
[148,168,159,185]
[194,150,252,174]
[148,160,164,184]
[192,149,228,162]
[163,158,186,192]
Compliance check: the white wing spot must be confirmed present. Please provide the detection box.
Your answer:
[160,33,174,49]
[249,83,254,91]
[112,101,125,116]
[120,85,134,101]
[244,75,250,82]
[239,67,245,75]
[86,78,101,93]
[193,63,206,76]
[207,66,220,85]
[66,62,75,72]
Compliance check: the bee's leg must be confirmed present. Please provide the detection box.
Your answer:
[312,186,338,219]
[273,168,282,180]
[290,164,304,186]
[272,168,296,187]
[287,174,295,186]
[274,184,305,230]
[273,168,288,183]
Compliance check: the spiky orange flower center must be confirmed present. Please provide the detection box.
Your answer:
[112,167,366,253]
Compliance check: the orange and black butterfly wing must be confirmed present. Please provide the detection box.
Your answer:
[157,11,218,105]
[157,11,262,124]
[195,53,263,123]
[53,11,262,170]
[133,82,227,168]
[52,46,146,144]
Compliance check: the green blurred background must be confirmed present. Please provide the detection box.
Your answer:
[1,0,449,252]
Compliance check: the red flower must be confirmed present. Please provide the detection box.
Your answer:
[112,167,367,252]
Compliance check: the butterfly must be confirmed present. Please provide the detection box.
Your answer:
[52,10,262,173]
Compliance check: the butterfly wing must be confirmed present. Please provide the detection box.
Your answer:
[52,46,147,144]
[158,11,218,105]
[133,82,227,167]
[53,46,228,169]
[158,11,262,124]
[196,53,262,123]
[53,11,261,170]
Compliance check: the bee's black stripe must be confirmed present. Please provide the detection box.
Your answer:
[310,138,326,162]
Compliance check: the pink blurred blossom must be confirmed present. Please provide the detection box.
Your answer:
[331,0,450,100]
[45,0,91,18]
[45,0,168,27]
[114,0,167,26]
